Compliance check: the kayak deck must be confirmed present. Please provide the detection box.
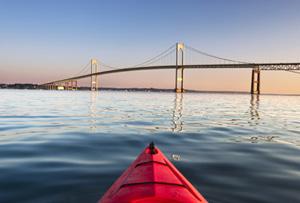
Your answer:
[99,143,208,203]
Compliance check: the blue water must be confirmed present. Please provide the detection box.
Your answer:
[0,89,299,203]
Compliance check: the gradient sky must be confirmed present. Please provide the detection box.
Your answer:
[0,0,300,94]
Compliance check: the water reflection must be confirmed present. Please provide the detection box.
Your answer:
[89,91,98,131]
[249,94,260,125]
[1,90,300,203]
[172,93,183,132]
[248,135,280,144]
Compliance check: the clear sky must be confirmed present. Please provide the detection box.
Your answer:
[0,0,299,94]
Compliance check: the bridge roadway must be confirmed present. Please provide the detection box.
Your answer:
[41,63,300,86]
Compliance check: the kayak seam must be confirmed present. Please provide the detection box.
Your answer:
[135,161,167,168]
[120,181,186,188]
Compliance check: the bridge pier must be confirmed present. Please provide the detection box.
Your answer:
[251,66,260,94]
[68,81,72,90]
[64,82,68,90]
[91,59,99,91]
[175,43,184,93]
[72,80,77,90]
[68,81,71,90]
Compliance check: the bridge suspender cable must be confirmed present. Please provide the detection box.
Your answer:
[98,61,119,70]
[85,43,177,72]
[287,70,300,75]
[131,44,176,67]
[75,61,91,76]
[185,45,250,64]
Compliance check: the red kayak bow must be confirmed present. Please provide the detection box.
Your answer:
[99,143,208,203]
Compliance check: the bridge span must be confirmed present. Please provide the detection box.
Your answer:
[40,43,300,94]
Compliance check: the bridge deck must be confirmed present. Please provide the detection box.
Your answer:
[41,63,300,85]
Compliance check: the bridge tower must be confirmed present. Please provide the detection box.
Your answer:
[175,43,184,93]
[251,66,261,94]
[91,59,99,91]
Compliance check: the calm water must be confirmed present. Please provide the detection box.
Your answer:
[0,89,299,203]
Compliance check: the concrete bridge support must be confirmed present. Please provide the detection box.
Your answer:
[251,66,261,94]
[175,43,184,93]
[71,80,77,90]
[49,84,54,90]
[91,59,99,91]
[47,81,77,90]
[64,82,69,90]
[68,81,71,90]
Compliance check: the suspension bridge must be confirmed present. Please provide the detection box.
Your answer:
[40,43,300,94]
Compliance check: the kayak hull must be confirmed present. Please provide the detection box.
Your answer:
[99,144,208,203]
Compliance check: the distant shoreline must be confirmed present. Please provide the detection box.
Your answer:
[0,84,299,96]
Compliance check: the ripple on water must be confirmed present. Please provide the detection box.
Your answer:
[0,90,299,203]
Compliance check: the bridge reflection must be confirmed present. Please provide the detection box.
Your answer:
[171,93,184,132]
[89,91,98,131]
[249,94,260,125]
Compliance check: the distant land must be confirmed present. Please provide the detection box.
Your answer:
[0,83,248,93]
[0,83,39,89]
[0,83,299,96]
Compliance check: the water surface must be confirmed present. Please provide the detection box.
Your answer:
[0,90,299,203]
